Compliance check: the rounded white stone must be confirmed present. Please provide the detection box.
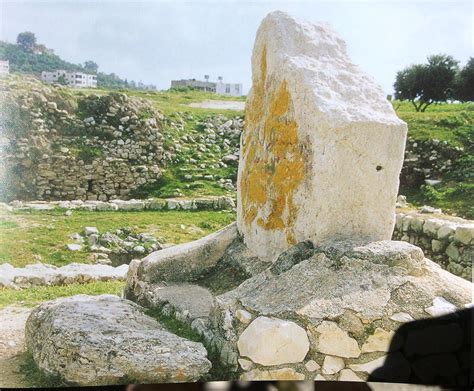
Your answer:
[305,359,320,372]
[322,355,345,375]
[237,316,309,366]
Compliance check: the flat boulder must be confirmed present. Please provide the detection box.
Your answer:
[25,295,211,385]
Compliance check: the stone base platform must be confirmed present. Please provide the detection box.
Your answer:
[125,229,473,386]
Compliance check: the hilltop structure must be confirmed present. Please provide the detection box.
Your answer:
[41,69,97,88]
[0,60,9,76]
[171,76,243,96]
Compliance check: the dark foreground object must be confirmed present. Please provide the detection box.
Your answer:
[368,308,472,387]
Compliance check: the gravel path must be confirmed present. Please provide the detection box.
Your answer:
[0,305,31,387]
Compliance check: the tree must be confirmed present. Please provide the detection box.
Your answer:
[84,60,99,73]
[16,32,37,51]
[57,74,67,85]
[455,57,474,102]
[394,54,459,111]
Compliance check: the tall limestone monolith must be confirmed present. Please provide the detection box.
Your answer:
[237,11,408,262]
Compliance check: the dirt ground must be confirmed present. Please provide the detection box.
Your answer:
[0,305,32,387]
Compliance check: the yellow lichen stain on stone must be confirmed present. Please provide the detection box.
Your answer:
[240,46,305,245]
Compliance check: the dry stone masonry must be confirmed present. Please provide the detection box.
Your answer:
[0,79,166,201]
[237,11,408,262]
[394,211,473,280]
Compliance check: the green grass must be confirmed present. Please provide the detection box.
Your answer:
[394,101,474,146]
[73,87,245,116]
[146,308,237,381]
[401,182,474,218]
[0,209,235,268]
[0,280,125,308]
[18,352,65,387]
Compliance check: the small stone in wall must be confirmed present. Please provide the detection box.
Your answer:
[453,224,474,245]
[305,359,320,372]
[314,374,326,381]
[322,355,345,375]
[424,297,457,317]
[389,312,414,323]
[361,328,402,353]
[339,369,363,382]
[237,316,310,366]
[67,243,82,251]
[84,227,99,236]
[235,309,252,324]
[238,358,253,371]
[240,368,305,381]
[314,321,361,358]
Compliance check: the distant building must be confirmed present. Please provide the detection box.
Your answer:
[170,76,243,96]
[41,70,97,88]
[0,60,9,76]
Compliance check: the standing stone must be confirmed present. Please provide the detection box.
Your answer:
[237,11,407,261]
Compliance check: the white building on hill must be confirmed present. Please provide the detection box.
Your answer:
[0,60,9,76]
[41,70,97,88]
[171,75,243,96]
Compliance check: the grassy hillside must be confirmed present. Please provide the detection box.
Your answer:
[395,101,473,218]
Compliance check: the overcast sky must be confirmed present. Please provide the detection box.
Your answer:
[1,0,472,94]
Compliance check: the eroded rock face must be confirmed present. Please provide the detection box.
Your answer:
[237,11,407,261]
[25,295,211,385]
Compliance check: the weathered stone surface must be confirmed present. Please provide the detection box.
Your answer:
[240,368,305,381]
[305,359,320,372]
[214,241,471,322]
[361,328,402,353]
[424,296,457,317]
[339,369,364,382]
[0,262,128,289]
[315,321,361,358]
[322,355,345,374]
[130,223,237,284]
[269,240,314,275]
[128,283,215,322]
[454,224,474,245]
[237,11,407,261]
[25,295,211,385]
[237,316,309,366]
[235,309,252,324]
[389,312,414,323]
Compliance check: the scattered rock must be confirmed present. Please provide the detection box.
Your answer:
[314,321,361,358]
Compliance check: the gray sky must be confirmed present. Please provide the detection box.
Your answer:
[1,0,472,94]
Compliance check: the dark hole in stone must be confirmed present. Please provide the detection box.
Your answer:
[87,179,93,192]
[376,165,383,171]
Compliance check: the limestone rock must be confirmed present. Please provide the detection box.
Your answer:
[425,296,458,317]
[349,355,386,373]
[237,316,309,366]
[339,369,364,382]
[305,359,320,372]
[25,295,211,385]
[315,321,361,358]
[235,309,252,324]
[131,223,237,284]
[361,328,401,353]
[322,355,345,375]
[389,312,414,323]
[237,11,407,261]
[238,358,253,371]
[454,224,474,245]
[240,368,305,381]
